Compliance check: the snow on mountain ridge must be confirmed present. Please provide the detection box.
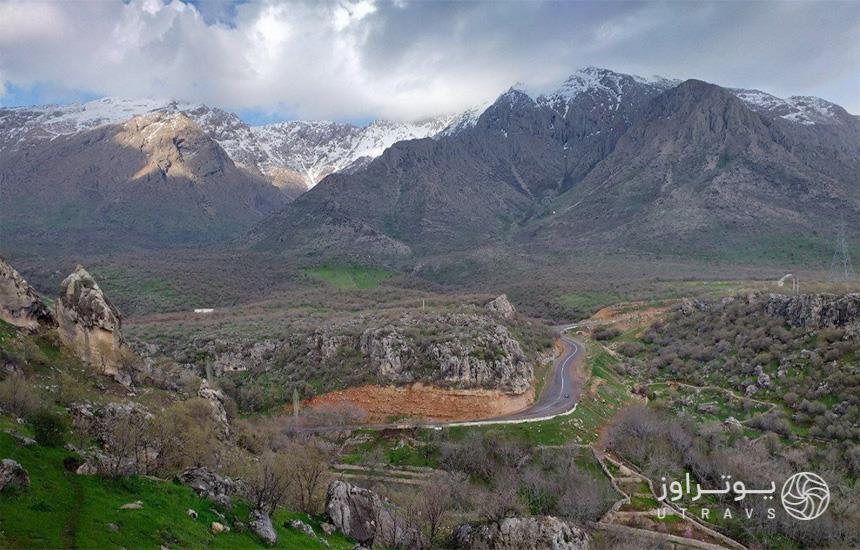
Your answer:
[730,89,843,125]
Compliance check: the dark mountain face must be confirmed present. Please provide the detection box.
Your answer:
[0,112,285,252]
[249,70,677,259]
[532,80,860,254]
[251,73,859,265]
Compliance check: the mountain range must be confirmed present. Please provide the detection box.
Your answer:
[1,67,858,263]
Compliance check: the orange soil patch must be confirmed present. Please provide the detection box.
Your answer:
[591,301,677,331]
[301,383,535,424]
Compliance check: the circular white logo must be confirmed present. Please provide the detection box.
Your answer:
[781,472,830,521]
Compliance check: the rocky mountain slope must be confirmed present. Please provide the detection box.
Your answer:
[0,111,285,250]
[250,68,860,264]
[0,98,457,198]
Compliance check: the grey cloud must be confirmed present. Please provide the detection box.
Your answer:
[0,0,857,120]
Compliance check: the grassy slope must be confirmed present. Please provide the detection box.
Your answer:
[304,266,392,290]
[0,432,354,550]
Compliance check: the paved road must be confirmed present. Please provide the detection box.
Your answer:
[437,328,584,427]
[289,327,585,432]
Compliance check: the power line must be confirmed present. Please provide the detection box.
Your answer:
[828,220,855,282]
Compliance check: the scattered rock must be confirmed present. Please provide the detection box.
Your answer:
[187,509,198,520]
[724,416,744,431]
[289,519,316,538]
[0,458,30,491]
[249,510,277,546]
[320,522,335,535]
[486,294,516,319]
[5,430,36,447]
[107,523,119,532]
[697,403,719,415]
[454,516,590,549]
[0,256,55,331]
[211,521,227,534]
[56,265,133,385]
[120,500,143,510]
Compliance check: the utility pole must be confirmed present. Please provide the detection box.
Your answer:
[828,220,855,282]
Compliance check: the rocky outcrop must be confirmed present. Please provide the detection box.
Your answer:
[454,516,590,550]
[487,294,516,319]
[430,318,530,394]
[360,314,532,393]
[681,292,860,330]
[197,380,231,439]
[325,480,422,548]
[326,480,386,546]
[56,266,132,384]
[249,510,277,545]
[176,466,241,509]
[0,257,54,331]
[359,327,416,383]
[0,458,30,491]
[71,402,153,445]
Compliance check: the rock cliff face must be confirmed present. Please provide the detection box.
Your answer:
[0,257,54,331]
[454,516,590,550]
[56,266,130,384]
[360,314,531,393]
[154,312,535,394]
[198,380,231,439]
[682,292,860,330]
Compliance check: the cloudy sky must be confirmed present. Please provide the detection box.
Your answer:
[0,0,858,124]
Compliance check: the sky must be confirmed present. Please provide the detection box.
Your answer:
[0,0,858,125]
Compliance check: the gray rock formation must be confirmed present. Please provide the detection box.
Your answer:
[359,314,532,393]
[176,466,241,509]
[681,292,860,331]
[487,294,516,319]
[56,266,131,385]
[249,510,277,545]
[0,257,54,331]
[0,458,29,491]
[359,327,416,383]
[454,516,590,550]
[326,480,385,546]
[325,480,423,548]
[197,380,231,439]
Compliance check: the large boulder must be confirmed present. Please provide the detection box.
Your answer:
[0,458,30,491]
[326,480,387,546]
[487,294,516,319]
[454,516,590,550]
[325,480,424,548]
[56,265,131,384]
[249,510,277,545]
[176,466,240,508]
[0,257,54,331]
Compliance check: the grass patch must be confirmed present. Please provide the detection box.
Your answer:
[0,430,354,549]
[304,266,392,290]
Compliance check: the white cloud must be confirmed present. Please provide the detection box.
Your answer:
[0,0,857,121]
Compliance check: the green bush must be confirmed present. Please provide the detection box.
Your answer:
[32,409,68,447]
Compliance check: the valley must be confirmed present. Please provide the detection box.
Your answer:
[1,59,859,550]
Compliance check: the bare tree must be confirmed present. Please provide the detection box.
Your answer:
[418,473,454,544]
[284,441,333,513]
[246,453,291,514]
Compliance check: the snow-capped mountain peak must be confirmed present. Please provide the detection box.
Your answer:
[545,67,679,102]
[731,88,845,125]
